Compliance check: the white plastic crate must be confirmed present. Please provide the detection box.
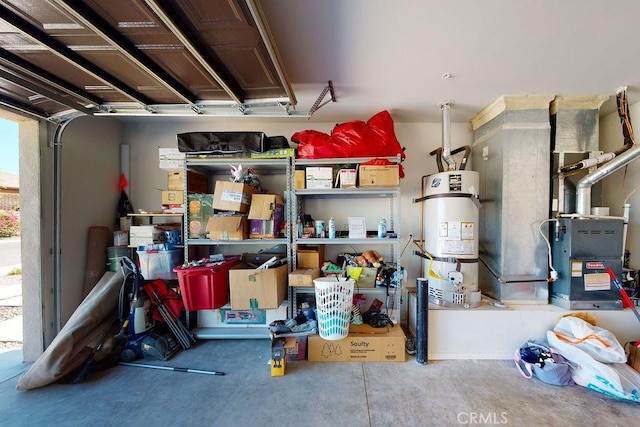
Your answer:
[136,249,182,280]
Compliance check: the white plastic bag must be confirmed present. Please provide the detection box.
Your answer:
[547,330,640,402]
[552,316,626,363]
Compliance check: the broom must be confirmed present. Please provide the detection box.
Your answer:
[605,265,640,327]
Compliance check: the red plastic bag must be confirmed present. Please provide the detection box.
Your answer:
[292,110,405,161]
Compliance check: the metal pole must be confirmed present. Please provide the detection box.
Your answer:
[416,277,428,365]
[52,119,74,333]
[120,362,224,376]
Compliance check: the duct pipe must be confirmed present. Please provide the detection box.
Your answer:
[440,100,456,170]
[576,144,640,215]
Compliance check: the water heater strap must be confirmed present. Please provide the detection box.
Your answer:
[421,193,476,200]
[432,255,479,264]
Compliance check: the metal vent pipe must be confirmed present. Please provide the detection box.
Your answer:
[576,144,640,215]
[440,100,456,170]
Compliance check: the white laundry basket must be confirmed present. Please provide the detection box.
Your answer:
[314,277,355,340]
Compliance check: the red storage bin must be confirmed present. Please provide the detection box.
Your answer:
[174,256,241,310]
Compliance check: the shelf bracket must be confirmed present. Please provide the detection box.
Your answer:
[308,80,336,119]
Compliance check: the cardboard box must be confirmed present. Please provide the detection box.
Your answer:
[250,147,295,158]
[168,170,209,193]
[289,268,321,287]
[248,194,284,220]
[205,215,248,241]
[188,193,214,238]
[159,147,185,170]
[308,324,406,362]
[167,170,185,191]
[129,225,163,246]
[347,266,377,288]
[305,166,333,189]
[270,329,314,361]
[229,263,288,310]
[284,335,308,361]
[162,190,184,205]
[213,180,255,213]
[359,165,400,187]
[338,168,357,188]
[248,194,284,238]
[297,245,325,268]
[294,170,306,189]
[197,301,289,328]
[629,344,640,372]
[249,218,282,239]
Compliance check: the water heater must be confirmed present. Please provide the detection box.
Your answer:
[423,170,481,308]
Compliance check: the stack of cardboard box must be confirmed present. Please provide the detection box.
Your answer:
[294,164,400,190]
[205,180,255,240]
[162,170,209,214]
[162,170,186,214]
[204,180,285,241]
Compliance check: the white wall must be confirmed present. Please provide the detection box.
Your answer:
[121,116,471,284]
[600,101,640,268]
[59,116,122,322]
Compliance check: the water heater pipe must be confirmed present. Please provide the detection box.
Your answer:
[440,100,456,170]
[576,144,640,215]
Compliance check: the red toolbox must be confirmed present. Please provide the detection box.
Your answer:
[174,256,241,310]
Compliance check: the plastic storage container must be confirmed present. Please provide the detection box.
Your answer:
[136,248,183,280]
[314,277,355,340]
[174,256,241,310]
[107,246,130,272]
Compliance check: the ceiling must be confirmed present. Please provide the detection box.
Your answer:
[1,0,640,124]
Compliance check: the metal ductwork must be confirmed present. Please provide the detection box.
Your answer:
[576,144,640,214]
[576,87,637,215]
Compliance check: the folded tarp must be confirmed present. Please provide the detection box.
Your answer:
[16,271,123,391]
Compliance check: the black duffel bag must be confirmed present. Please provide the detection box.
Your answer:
[177,132,288,154]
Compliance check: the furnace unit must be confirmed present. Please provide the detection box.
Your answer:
[550,218,623,309]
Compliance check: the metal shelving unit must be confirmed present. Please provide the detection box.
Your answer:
[290,156,402,322]
[182,156,293,339]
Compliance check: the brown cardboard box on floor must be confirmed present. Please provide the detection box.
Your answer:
[308,324,406,362]
[629,343,640,372]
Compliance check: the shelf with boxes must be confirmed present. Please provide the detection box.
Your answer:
[180,156,293,339]
[289,156,403,325]
[125,213,184,281]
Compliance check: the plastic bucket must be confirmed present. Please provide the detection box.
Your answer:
[314,277,355,340]
[107,246,130,272]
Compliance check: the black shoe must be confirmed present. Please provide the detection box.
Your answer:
[405,337,416,355]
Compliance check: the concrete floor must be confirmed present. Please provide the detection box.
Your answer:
[1,340,640,426]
